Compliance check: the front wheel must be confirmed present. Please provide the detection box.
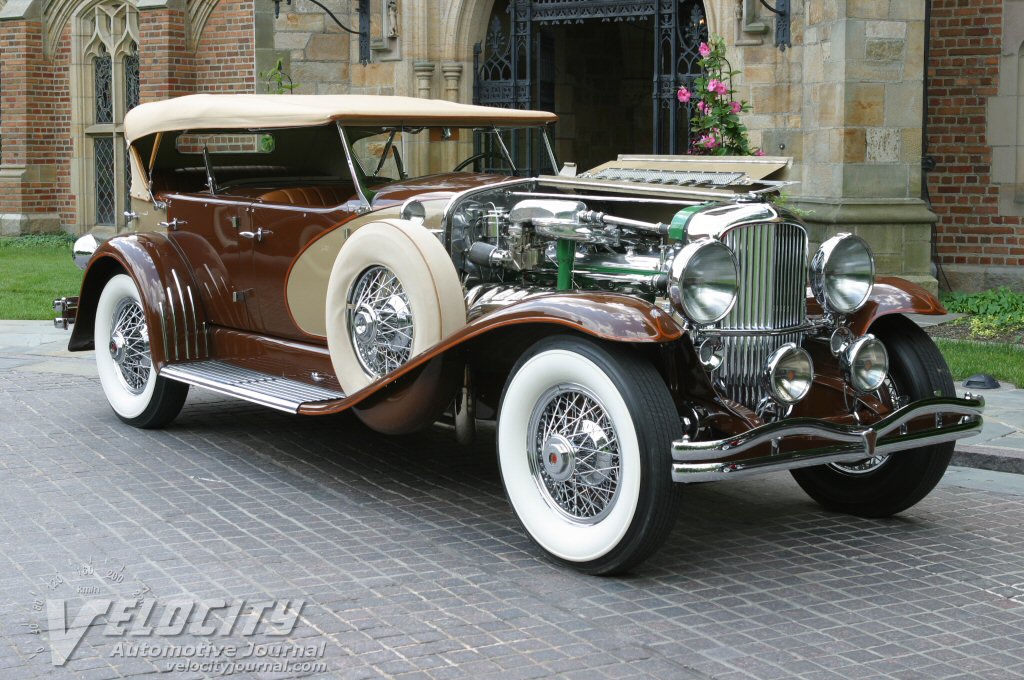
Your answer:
[791,315,955,517]
[94,273,188,428]
[497,336,680,575]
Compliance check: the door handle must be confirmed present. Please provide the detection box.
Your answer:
[158,218,186,231]
[238,228,272,242]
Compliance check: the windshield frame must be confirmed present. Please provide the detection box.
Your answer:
[338,122,559,208]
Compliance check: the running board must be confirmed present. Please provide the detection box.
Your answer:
[160,360,346,413]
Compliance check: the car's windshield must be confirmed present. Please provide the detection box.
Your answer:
[344,125,558,183]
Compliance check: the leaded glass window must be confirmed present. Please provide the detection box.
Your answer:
[94,50,113,124]
[79,4,139,232]
[95,137,116,225]
[124,48,139,113]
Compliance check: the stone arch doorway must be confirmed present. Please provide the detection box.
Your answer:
[473,0,708,173]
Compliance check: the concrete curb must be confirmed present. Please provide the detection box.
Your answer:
[953,446,1024,475]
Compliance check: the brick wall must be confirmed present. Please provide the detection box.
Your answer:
[195,0,256,92]
[138,6,193,102]
[0,18,70,231]
[927,0,1024,277]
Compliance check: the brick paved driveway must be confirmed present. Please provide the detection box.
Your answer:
[1,369,1023,679]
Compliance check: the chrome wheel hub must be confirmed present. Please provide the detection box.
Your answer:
[109,297,151,395]
[528,385,621,523]
[348,266,413,379]
[541,435,575,483]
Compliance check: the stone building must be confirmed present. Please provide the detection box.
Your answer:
[0,0,1014,293]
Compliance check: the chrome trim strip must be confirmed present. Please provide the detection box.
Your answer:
[158,300,169,362]
[186,284,200,358]
[540,127,558,173]
[670,395,985,483]
[336,122,373,210]
[172,270,190,360]
[166,285,179,361]
[700,321,827,337]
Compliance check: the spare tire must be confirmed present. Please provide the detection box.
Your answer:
[325,219,466,395]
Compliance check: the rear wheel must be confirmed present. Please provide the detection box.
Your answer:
[497,336,679,575]
[94,274,188,428]
[791,315,955,517]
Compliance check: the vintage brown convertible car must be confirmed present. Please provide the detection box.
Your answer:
[55,94,984,574]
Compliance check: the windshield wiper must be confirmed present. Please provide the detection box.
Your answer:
[372,129,398,177]
[202,145,219,194]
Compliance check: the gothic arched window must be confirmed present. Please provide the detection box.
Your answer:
[81,4,139,230]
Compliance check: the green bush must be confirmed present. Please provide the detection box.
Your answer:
[0,233,74,249]
[942,287,1024,339]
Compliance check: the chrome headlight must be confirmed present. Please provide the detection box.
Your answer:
[762,343,814,405]
[810,233,875,314]
[668,240,738,325]
[842,335,889,393]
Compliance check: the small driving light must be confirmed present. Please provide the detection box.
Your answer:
[842,335,889,393]
[668,240,738,325]
[763,343,814,405]
[400,199,426,225]
[810,233,875,314]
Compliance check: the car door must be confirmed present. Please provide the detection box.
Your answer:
[245,193,363,340]
[164,193,259,331]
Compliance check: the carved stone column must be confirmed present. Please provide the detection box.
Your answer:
[413,61,435,99]
[441,62,463,102]
[440,63,464,169]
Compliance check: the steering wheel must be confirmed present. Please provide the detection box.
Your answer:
[452,151,512,173]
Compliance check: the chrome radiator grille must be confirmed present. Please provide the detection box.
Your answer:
[717,222,808,409]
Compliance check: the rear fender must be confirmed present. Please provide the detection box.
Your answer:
[68,234,210,370]
[847,276,946,337]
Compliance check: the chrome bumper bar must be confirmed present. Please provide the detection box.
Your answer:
[671,395,985,483]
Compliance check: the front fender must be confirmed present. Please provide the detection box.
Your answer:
[298,292,682,415]
[467,292,684,343]
[68,233,209,370]
[847,276,946,337]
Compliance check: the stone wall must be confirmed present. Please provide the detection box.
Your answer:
[928,0,1024,291]
[730,0,937,291]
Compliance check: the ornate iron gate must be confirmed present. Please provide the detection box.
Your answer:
[473,0,708,166]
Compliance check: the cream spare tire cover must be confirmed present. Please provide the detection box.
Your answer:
[326,218,466,394]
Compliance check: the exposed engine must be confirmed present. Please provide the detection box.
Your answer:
[444,185,673,299]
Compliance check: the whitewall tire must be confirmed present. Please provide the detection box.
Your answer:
[497,336,679,575]
[94,274,188,428]
[325,219,465,394]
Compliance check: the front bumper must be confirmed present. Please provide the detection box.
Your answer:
[671,394,985,483]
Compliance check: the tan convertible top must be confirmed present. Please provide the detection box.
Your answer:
[124,94,558,144]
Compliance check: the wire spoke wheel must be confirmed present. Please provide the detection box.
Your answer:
[528,385,621,524]
[94,273,188,428]
[791,315,957,518]
[347,265,414,379]
[827,375,899,475]
[497,336,680,574]
[108,297,152,394]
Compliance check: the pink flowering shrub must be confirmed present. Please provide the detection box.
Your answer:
[681,34,762,156]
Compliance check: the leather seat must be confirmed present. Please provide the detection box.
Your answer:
[259,184,355,207]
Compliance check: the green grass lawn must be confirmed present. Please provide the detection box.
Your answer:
[0,235,84,320]
[935,338,1024,389]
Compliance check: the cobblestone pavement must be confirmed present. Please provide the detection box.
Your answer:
[2,365,1024,679]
